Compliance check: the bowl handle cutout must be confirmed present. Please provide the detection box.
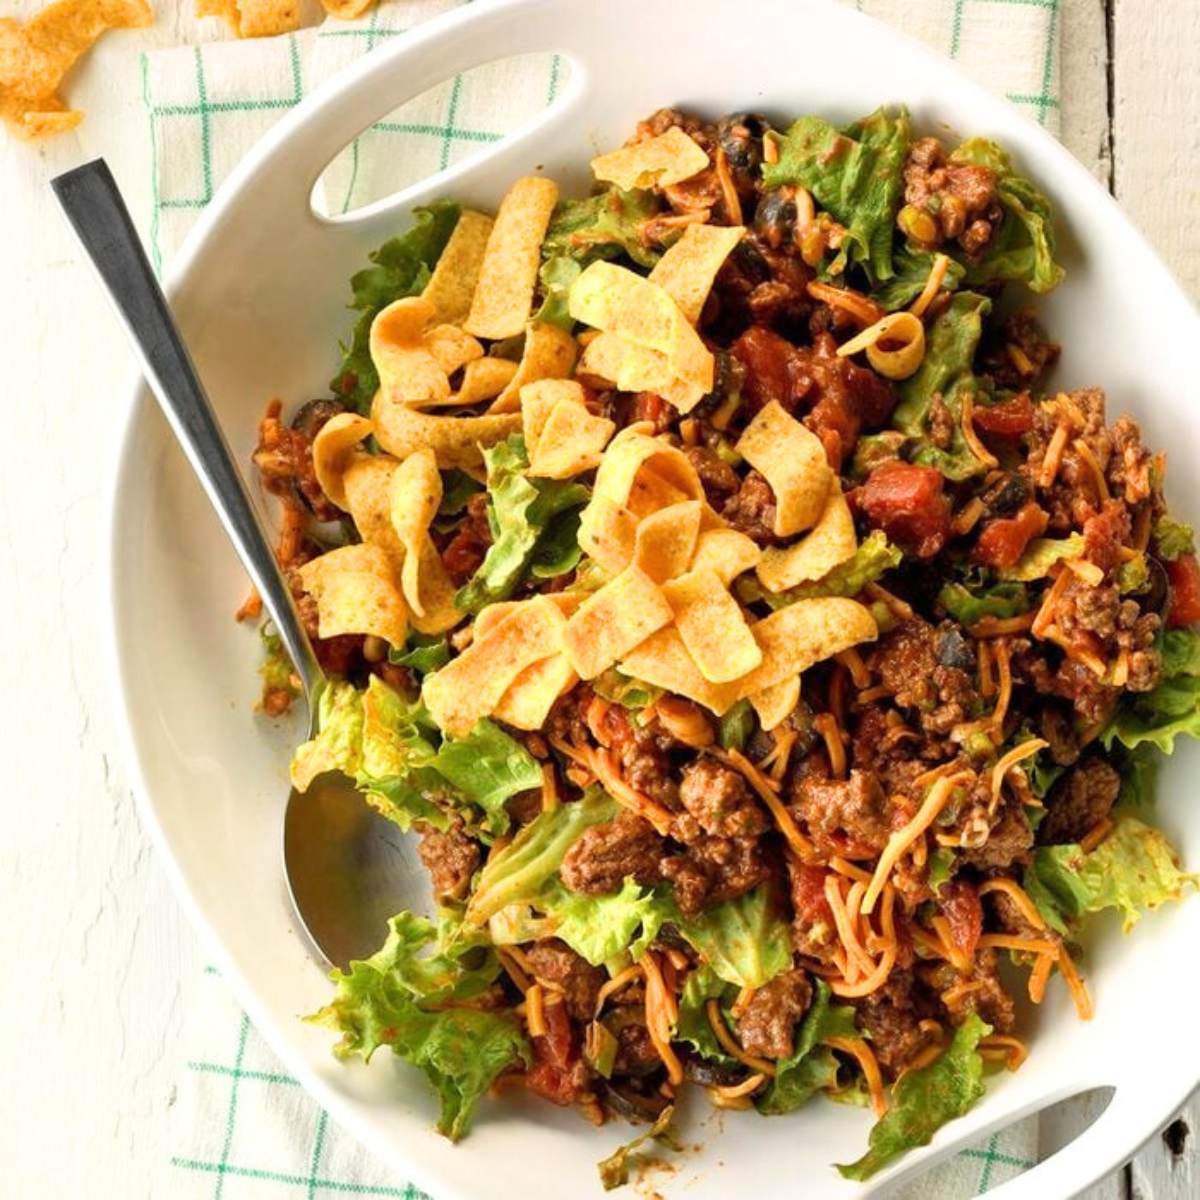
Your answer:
[309,48,588,225]
[970,1081,1164,1200]
[216,0,599,233]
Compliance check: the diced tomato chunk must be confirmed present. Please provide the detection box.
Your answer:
[729,325,805,413]
[856,461,952,559]
[971,393,1034,437]
[973,501,1049,569]
[525,1000,587,1106]
[938,879,983,960]
[631,390,674,433]
[1167,553,1200,627]
[789,862,833,926]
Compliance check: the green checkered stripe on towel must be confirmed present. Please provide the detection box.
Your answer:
[140,0,566,271]
[146,0,1056,1193]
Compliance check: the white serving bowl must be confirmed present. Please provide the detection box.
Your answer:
[107,1,1200,1195]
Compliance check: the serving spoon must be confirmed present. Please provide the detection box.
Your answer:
[54,159,409,971]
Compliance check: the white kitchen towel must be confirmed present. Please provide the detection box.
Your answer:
[146,0,1062,1194]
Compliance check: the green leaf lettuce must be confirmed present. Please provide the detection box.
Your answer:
[542,188,661,269]
[951,139,1064,294]
[938,580,1030,626]
[289,679,539,836]
[429,720,543,837]
[1153,516,1195,562]
[837,1012,991,1180]
[1024,815,1197,936]
[892,291,993,481]
[1104,628,1200,753]
[764,107,911,281]
[455,436,589,614]
[874,245,965,311]
[310,911,526,1141]
[757,982,858,1115]
[745,530,902,611]
[331,201,461,414]
[1000,534,1085,582]
[663,885,793,989]
[464,789,619,926]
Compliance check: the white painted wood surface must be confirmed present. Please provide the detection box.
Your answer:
[0,1,1194,1196]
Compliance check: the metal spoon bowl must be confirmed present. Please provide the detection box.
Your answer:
[54,159,405,970]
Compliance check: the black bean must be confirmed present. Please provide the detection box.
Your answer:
[754,188,797,249]
[290,397,345,439]
[980,472,1030,517]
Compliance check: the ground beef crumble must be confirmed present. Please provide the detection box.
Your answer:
[416,817,480,901]
[526,939,606,1022]
[736,969,813,1059]
[721,470,784,546]
[901,136,1002,255]
[560,811,665,896]
[789,769,891,858]
[852,969,940,1075]
[659,833,770,916]
[1038,756,1121,845]
[675,758,767,840]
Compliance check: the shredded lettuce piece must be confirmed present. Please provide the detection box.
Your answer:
[874,245,965,311]
[892,291,993,481]
[455,435,589,614]
[330,201,461,414]
[543,187,661,269]
[717,699,755,749]
[532,256,582,330]
[661,886,793,989]
[310,911,525,1141]
[745,531,902,611]
[1104,628,1200,753]
[388,632,451,675]
[927,847,957,893]
[757,982,858,1115]
[289,679,538,836]
[529,505,585,579]
[938,580,1030,625]
[464,789,618,926]
[429,720,542,836]
[1024,815,1197,936]
[536,878,664,966]
[585,1019,619,1079]
[1118,552,1151,595]
[535,187,661,328]
[836,1013,991,1180]
[1025,746,1064,801]
[675,965,737,1064]
[951,139,1064,294]
[1153,515,1195,562]
[1117,743,1158,813]
[849,432,908,481]
[258,625,300,707]
[290,678,448,830]
[437,469,483,517]
[591,669,663,710]
[597,1105,676,1191]
[764,107,911,281]
[1000,534,1085,581]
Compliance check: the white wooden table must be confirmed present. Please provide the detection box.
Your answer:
[0,1,1195,1196]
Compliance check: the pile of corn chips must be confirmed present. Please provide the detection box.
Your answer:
[302,125,878,741]
[0,0,392,143]
[0,0,152,139]
[195,0,378,41]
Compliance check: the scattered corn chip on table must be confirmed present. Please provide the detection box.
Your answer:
[1,0,1198,1196]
